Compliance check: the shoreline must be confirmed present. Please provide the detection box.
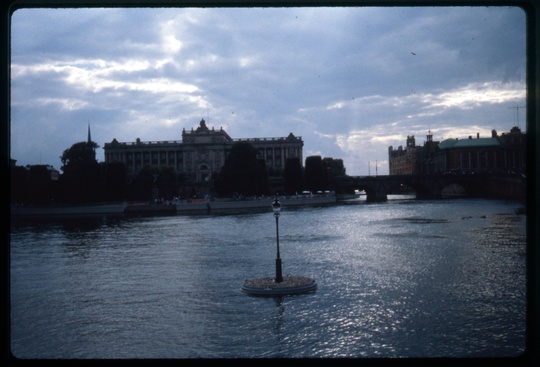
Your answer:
[10,194,524,218]
[10,194,338,218]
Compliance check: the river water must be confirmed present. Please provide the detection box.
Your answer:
[10,197,527,359]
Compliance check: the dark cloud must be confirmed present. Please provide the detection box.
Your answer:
[10,6,526,175]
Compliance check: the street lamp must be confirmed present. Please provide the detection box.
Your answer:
[241,197,317,295]
[272,198,283,283]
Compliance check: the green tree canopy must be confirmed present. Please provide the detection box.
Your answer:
[10,165,29,204]
[322,157,346,189]
[284,157,303,195]
[322,157,346,177]
[128,165,178,201]
[304,155,326,192]
[27,165,55,204]
[60,141,100,171]
[59,141,102,203]
[102,161,128,202]
[214,141,269,197]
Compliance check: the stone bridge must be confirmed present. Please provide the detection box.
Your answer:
[335,173,526,202]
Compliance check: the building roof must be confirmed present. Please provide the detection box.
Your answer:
[438,137,501,150]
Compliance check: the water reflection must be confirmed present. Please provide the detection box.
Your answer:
[272,297,286,357]
[10,199,526,358]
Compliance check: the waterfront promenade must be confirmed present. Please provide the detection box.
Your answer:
[10,194,337,217]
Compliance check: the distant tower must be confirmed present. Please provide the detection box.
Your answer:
[426,130,433,143]
[406,135,416,148]
[87,124,95,154]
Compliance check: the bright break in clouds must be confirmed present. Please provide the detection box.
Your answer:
[10,6,526,175]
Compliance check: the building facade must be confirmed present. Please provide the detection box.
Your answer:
[388,126,526,175]
[103,119,304,183]
[388,135,418,175]
[498,126,527,173]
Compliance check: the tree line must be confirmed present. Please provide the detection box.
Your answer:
[10,140,346,205]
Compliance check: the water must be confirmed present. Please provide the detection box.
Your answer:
[10,197,527,359]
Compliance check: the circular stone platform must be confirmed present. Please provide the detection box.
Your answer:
[242,276,317,296]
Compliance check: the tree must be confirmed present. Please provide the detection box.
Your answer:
[10,165,29,204]
[128,165,155,201]
[304,155,325,192]
[27,165,55,204]
[60,141,100,169]
[128,165,178,201]
[284,157,303,195]
[59,141,102,203]
[214,141,268,197]
[257,158,269,194]
[322,157,346,190]
[102,161,128,202]
[156,166,178,200]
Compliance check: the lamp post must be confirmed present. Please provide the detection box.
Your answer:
[241,197,317,295]
[272,198,283,283]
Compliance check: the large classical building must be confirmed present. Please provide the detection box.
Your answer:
[388,126,526,175]
[103,119,304,183]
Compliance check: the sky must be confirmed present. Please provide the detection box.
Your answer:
[10,5,527,176]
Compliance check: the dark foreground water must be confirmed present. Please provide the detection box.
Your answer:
[10,197,527,359]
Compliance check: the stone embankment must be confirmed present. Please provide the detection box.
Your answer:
[11,194,337,217]
[10,203,127,217]
[178,194,337,214]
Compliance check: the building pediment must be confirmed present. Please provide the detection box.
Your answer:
[182,119,233,144]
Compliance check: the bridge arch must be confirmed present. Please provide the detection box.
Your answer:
[441,183,466,197]
[395,181,430,200]
[335,173,525,202]
[360,186,384,202]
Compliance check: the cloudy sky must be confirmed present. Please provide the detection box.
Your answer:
[10,5,526,176]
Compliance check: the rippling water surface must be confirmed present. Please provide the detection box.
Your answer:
[10,198,526,358]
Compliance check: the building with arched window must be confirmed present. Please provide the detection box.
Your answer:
[104,119,304,184]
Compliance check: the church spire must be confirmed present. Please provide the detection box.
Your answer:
[87,123,92,143]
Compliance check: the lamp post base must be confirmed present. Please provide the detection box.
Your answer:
[242,276,317,296]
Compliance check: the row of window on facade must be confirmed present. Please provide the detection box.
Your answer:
[103,120,304,185]
[391,149,525,175]
[106,146,298,160]
[105,147,301,175]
